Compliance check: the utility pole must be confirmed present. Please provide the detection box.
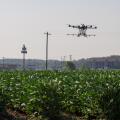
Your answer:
[61,57,63,71]
[44,32,51,70]
[21,44,27,70]
[63,56,66,62]
[63,56,66,70]
[3,57,5,70]
[69,55,72,61]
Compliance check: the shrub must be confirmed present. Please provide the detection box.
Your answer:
[32,81,62,120]
[99,86,120,120]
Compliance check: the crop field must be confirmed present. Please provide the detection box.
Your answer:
[0,70,120,120]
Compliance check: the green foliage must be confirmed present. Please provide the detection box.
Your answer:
[0,70,120,119]
[64,61,76,70]
[32,80,62,120]
[99,86,120,120]
[0,91,6,112]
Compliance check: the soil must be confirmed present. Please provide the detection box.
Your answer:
[0,108,27,120]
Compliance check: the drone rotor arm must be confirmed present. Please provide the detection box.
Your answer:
[67,24,81,29]
[87,34,96,37]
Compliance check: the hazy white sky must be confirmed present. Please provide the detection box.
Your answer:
[0,0,120,60]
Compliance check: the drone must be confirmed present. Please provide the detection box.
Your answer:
[67,24,97,37]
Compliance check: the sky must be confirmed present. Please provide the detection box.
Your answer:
[0,0,120,60]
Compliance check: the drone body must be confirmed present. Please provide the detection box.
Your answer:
[67,24,97,37]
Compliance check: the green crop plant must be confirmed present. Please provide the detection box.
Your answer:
[0,70,120,119]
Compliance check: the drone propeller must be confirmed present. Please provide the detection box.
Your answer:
[67,33,78,36]
[87,34,96,37]
[94,26,97,29]
[67,24,71,27]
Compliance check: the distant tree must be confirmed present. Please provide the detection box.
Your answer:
[65,61,76,70]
